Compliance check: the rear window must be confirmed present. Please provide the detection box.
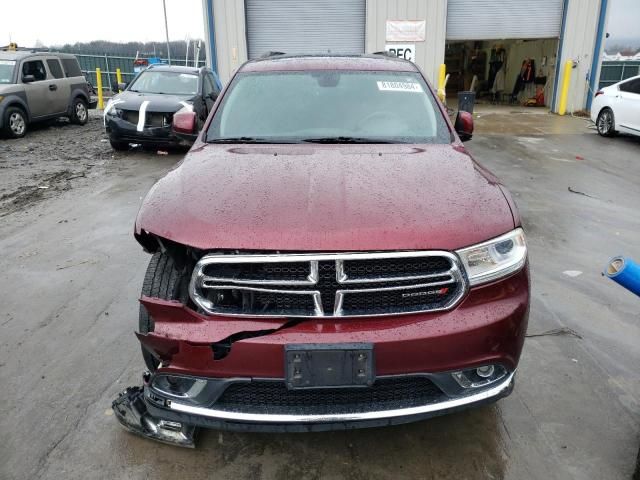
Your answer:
[47,59,64,79]
[207,71,450,144]
[0,60,15,84]
[61,58,82,77]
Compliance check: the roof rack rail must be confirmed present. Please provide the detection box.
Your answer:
[260,51,286,58]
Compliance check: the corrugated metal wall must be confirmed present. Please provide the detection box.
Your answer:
[213,0,248,84]
[554,0,601,112]
[366,0,447,83]
[446,0,563,40]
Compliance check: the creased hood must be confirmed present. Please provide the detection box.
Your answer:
[136,144,515,251]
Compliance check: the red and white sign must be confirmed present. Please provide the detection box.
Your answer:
[386,20,426,42]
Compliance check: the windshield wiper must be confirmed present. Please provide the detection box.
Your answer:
[302,136,398,144]
[208,137,298,144]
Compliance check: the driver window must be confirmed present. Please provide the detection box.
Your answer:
[22,60,47,82]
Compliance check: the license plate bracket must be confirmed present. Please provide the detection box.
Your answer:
[285,343,375,390]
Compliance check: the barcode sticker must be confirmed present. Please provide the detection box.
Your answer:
[377,81,423,93]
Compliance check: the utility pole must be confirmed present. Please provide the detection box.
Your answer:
[162,0,171,64]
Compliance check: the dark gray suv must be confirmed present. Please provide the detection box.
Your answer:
[0,50,96,138]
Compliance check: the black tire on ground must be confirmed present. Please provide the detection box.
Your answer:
[2,106,28,138]
[109,137,129,151]
[596,107,616,137]
[70,97,88,125]
[139,252,184,372]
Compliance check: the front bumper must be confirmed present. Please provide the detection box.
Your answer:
[105,116,191,147]
[142,370,515,433]
[132,268,529,434]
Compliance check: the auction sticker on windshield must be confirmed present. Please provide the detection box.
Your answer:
[377,81,423,93]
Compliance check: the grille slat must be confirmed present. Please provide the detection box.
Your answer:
[215,377,446,415]
[191,252,466,317]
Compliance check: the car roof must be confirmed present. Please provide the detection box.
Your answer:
[146,64,202,74]
[0,50,77,61]
[240,54,420,73]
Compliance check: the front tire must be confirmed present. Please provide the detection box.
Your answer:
[70,97,88,125]
[139,252,184,372]
[596,108,616,137]
[2,106,28,138]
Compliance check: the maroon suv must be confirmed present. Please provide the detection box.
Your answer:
[115,54,529,444]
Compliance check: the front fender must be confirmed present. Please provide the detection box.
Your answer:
[0,92,31,127]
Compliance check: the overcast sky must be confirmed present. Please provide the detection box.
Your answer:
[0,0,637,48]
[1,0,205,47]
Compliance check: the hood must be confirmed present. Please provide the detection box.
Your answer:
[136,144,515,252]
[111,90,194,112]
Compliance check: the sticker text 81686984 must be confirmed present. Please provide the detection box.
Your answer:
[376,81,423,93]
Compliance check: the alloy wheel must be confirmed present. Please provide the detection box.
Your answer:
[76,102,87,122]
[9,112,26,136]
[597,110,612,135]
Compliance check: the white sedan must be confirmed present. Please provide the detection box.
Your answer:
[591,74,640,137]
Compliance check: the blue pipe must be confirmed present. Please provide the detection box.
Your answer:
[206,0,218,75]
[586,0,609,110]
[604,256,640,297]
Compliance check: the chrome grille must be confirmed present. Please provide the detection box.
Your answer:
[190,252,467,317]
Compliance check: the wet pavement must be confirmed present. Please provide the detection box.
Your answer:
[0,109,638,479]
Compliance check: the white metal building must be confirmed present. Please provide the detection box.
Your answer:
[201,0,610,112]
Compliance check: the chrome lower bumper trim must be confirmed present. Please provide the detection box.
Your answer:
[167,372,514,424]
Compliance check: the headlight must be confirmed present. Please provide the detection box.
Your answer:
[456,228,527,286]
[106,106,119,116]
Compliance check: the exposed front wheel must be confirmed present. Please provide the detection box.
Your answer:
[139,252,185,372]
[70,97,88,125]
[2,106,28,138]
[596,108,616,137]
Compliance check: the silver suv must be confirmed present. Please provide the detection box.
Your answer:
[0,50,96,138]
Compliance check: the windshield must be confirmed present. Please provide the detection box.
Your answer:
[128,70,198,95]
[207,71,450,144]
[0,60,16,84]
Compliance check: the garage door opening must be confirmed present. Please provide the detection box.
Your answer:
[444,38,559,107]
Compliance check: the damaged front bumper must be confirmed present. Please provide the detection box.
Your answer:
[112,381,197,448]
[112,271,527,444]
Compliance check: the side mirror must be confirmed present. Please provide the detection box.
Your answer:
[454,111,474,141]
[117,82,128,91]
[173,110,197,135]
[22,74,36,83]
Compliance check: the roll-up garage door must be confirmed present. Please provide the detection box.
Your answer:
[446,0,563,40]
[246,0,365,59]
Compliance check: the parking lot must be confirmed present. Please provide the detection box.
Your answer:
[0,109,638,479]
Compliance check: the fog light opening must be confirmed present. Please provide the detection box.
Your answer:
[451,364,506,389]
[151,374,208,399]
[476,365,495,378]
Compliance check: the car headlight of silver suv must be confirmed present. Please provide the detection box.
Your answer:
[456,228,527,286]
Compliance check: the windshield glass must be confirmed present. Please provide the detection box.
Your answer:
[207,71,450,143]
[128,70,198,95]
[0,60,16,84]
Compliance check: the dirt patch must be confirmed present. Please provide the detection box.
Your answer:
[0,111,116,216]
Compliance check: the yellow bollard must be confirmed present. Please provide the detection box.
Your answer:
[437,64,446,102]
[558,60,573,116]
[96,67,104,109]
[116,68,123,92]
